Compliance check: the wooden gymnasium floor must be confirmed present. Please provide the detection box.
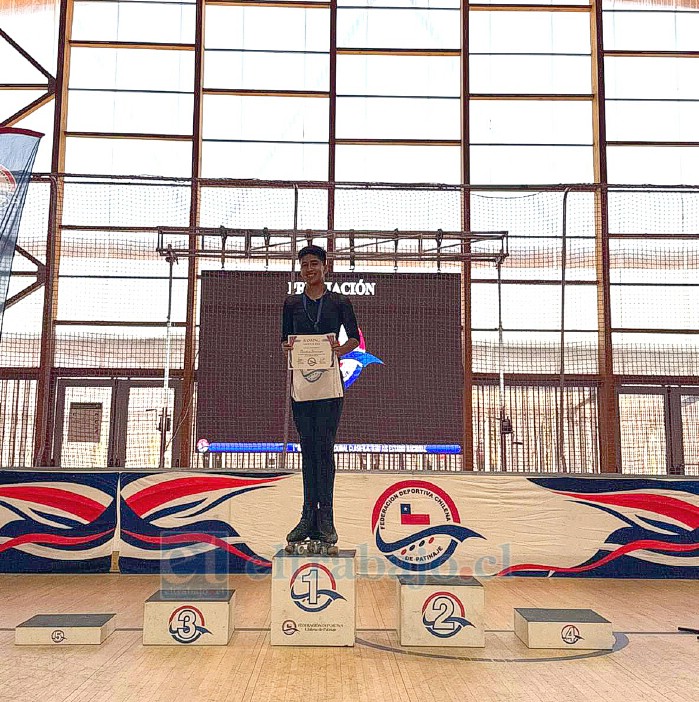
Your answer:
[0,574,697,702]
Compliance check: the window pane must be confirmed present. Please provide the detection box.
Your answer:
[1,277,44,337]
[612,285,699,330]
[200,187,325,229]
[0,40,49,83]
[201,142,328,180]
[470,146,593,185]
[607,146,699,185]
[68,90,194,135]
[205,6,329,52]
[62,183,191,228]
[337,97,459,140]
[472,283,598,331]
[11,102,54,172]
[605,57,699,99]
[65,137,193,177]
[470,11,591,54]
[205,50,329,91]
[610,239,699,285]
[58,231,187,278]
[338,9,460,50]
[475,0,587,5]
[337,55,459,97]
[604,10,699,52]
[619,393,667,475]
[475,237,597,282]
[614,333,699,376]
[472,331,599,374]
[203,95,328,142]
[1,91,46,124]
[339,0,458,6]
[69,48,194,91]
[334,187,461,229]
[72,1,195,44]
[608,190,699,235]
[335,145,461,183]
[607,100,699,142]
[472,190,594,236]
[681,395,699,475]
[57,278,188,322]
[470,56,591,94]
[471,101,592,144]
[0,2,59,72]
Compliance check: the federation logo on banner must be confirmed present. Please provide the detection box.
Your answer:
[168,605,211,644]
[422,592,473,638]
[372,480,483,571]
[0,166,17,212]
[289,563,346,613]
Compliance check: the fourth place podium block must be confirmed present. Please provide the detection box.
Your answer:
[398,574,485,647]
[514,608,614,650]
[271,549,356,647]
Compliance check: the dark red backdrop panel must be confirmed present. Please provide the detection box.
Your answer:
[197,271,463,445]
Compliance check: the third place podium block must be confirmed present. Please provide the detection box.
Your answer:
[143,589,235,646]
[271,549,356,647]
[398,575,485,647]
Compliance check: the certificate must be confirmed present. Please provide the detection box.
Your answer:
[288,334,336,371]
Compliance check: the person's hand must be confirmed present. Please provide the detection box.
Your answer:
[331,340,344,357]
[282,340,294,353]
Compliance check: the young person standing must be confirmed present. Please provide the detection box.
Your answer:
[281,245,360,552]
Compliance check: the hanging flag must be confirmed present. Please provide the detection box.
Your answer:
[0,127,42,338]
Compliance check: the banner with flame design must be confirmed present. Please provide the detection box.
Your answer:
[1,470,697,577]
[118,471,699,579]
[0,471,118,572]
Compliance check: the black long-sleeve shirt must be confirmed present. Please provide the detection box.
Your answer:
[282,291,360,342]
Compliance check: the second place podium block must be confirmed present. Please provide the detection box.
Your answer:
[398,575,485,647]
[271,549,356,647]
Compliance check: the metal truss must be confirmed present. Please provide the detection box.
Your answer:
[156,227,509,267]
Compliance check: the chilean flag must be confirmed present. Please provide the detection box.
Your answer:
[400,503,430,526]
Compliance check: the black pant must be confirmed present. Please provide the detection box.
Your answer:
[292,397,343,509]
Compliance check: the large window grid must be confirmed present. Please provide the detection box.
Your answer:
[1,0,698,473]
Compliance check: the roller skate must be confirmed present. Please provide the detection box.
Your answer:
[285,506,315,555]
[314,505,339,556]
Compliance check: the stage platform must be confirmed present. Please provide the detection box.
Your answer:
[0,574,696,702]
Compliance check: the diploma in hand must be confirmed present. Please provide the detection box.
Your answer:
[287,334,336,370]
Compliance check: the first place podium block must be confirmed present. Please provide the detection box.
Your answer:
[398,575,485,647]
[514,608,614,650]
[271,549,356,647]
[15,614,116,645]
[143,589,235,646]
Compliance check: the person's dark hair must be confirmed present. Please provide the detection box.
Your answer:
[298,244,327,264]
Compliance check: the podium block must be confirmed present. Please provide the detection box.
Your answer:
[514,608,614,650]
[143,589,235,646]
[398,575,485,647]
[271,549,355,647]
[15,613,116,645]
